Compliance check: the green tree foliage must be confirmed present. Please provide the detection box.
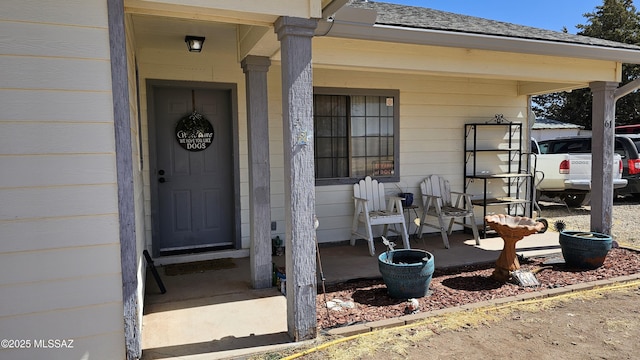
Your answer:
[532,0,640,128]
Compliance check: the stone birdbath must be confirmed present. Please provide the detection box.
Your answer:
[485,214,546,283]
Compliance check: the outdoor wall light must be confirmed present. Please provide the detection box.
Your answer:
[185,35,205,52]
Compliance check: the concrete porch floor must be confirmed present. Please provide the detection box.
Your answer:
[141,230,561,359]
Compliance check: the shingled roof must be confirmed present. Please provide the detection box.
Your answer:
[347,0,640,51]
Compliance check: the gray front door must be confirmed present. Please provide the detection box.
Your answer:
[153,86,234,255]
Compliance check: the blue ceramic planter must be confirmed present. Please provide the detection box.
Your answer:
[398,192,414,207]
[559,231,612,269]
[378,249,434,298]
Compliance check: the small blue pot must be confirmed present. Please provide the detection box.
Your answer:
[378,249,434,298]
[398,192,414,207]
[559,231,612,269]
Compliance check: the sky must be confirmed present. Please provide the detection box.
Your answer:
[382,0,608,34]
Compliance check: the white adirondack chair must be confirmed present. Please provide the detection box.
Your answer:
[418,175,480,248]
[351,176,411,256]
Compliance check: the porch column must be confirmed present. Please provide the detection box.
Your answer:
[107,0,140,358]
[241,56,273,289]
[589,81,618,234]
[274,16,318,341]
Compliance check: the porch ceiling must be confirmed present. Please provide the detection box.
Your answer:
[129,13,281,58]
[130,14,235,50]
[130,13,588,95]
[126,0,329,58]
[125,0,323,24]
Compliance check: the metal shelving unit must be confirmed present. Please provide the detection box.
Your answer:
[464,120,533,236]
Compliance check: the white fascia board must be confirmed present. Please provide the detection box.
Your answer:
[320,20,640,65]
[322,0,350,19]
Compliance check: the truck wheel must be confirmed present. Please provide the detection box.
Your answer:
[561,193,586,207]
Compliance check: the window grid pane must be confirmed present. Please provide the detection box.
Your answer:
[314,93,396,181]
[314,95,349,179]
[351,96,395,178]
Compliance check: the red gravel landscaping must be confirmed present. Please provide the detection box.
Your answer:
[316,247,640,329]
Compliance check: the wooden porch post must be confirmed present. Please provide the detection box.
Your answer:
[107,0,141,358]
[241,56,273,289]
[274,16,319,341]
[589,81,618,234]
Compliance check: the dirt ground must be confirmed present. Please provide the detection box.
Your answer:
[320,284,640,360]
[270,282,640,360]
[259,198,640,360]
[399,286,640,360]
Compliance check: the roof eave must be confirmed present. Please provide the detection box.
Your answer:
[319,20,640,64]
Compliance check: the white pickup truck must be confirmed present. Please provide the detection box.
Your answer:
[532,137,627,207]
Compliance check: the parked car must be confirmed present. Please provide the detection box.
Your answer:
[615,124,640,134]
[536,135,640,201]
[533,137,626,206]
[614,134,640,199]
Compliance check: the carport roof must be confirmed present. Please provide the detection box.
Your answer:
[532,119,584,130]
